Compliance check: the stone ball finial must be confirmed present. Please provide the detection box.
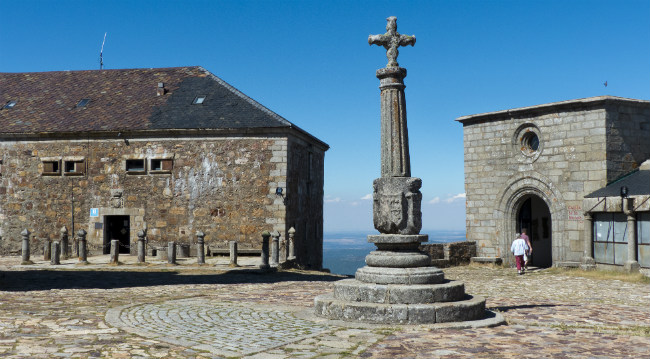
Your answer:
[60,226,68,234]
[21,229,30,237]
[262,230,271,237]
[196,230,205,237]
[137,230,145,238]
[77,229,87,237]
[288,227,296,234]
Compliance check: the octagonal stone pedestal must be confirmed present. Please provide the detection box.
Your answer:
[314,234,495,325]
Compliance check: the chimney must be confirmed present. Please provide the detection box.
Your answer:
[156,82,166,96]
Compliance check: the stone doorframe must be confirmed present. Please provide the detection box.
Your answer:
[495,172,566,266]
[87,207,146,255]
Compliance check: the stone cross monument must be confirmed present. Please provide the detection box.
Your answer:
[315,17,500,326]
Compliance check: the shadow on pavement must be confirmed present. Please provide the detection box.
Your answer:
[0,269,346,291]
[490,303,575,312]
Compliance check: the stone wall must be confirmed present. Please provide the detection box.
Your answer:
[0,134,323,263]
[461,99,650,266]
[605,103,650,182]
[419,241,476,267]
[286,135,325,269]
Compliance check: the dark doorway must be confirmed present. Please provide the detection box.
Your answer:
[517,195,552,267]
[104,215,130,254]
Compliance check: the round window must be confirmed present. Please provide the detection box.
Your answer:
[513,123,543,163]
[521,132,539,153]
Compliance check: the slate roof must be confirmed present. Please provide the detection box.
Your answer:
[585,169,650,198]
[0,67,326,147]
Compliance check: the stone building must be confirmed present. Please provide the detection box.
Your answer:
[458,96,650,270]
[0,66,328,268]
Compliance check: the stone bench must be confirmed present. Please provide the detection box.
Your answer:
[470,257,503,265]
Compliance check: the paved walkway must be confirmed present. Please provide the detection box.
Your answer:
[0,256,648,358]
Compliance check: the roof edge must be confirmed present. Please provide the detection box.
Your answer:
[198,67,293,127]
[456,96,650,124]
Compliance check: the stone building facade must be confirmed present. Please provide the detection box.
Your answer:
[458,96,650,268]
[0,67,328,268]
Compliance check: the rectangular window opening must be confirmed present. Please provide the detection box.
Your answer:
[150,158,173,172]
[42,160,61,175]
[63,160,85,176]
[3,101,17,109]
[193,96,206,105]
[126,159,146,174]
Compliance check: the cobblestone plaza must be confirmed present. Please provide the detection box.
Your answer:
[0,256,648,358]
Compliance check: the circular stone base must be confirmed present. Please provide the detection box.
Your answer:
[314,293,486,324]
[333,279,465,304]
[365,250,431,268]
[355,266,444,284]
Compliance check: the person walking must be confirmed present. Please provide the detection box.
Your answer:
[521,228,532,269]
[511,233,530,275]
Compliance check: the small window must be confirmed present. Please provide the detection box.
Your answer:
[42,160,61,175]
[150,158,173,173]
[76,98,91,108]
[3,101,17,109]
[63,160,85,176]
[521,132,539,153]
[126,159,146,174]
[193,96,206,105]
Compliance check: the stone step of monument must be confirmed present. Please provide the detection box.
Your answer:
[333,278,466,304]
[314,293,486,324]
[365,250,431,268]
[355,265,445,285]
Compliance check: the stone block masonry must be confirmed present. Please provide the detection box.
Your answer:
[458,97,650,266]
[0,134,326,269]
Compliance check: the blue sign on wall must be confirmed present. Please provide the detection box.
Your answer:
[90,208,99,217]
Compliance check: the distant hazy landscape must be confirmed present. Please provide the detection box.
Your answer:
[322,230,466,275]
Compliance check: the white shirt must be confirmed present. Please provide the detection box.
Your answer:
[510,238,529,256]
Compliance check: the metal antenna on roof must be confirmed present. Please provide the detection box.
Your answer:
[100,32,107,70]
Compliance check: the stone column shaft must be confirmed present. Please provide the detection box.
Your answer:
[378,67,410,178]
[581,213,595,269]
[270,231,280,268]
[288,227,296,261]
[60,226,69,259]
[110,240,120,264]
[137,230,146,263]
[625,210,640,273]
[21,229,32,265]
[51,242,61,265]
[44,238,52,261]
[167,241,176,265]
[196,231,205,265]
[229,241,239,267]
[260,231,271,270]
[77,229,88,264]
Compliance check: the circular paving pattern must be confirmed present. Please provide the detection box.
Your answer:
[106,297,331,357]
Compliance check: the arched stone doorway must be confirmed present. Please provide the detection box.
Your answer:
[516,195,553,267]
[495,172,566,267]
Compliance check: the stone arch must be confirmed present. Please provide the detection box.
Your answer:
[495,172,566,265]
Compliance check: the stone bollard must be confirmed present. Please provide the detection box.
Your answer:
[260,231,270,270]
[21,229,33,265]
[77,229,88,264]
[177,243,190,258]
[167,241,176,265]
[51,241,61,265]
[196,231,205,265]
[288,227,296,261]
[270,231,280,268]
[43,238,52,261]
[110,240,120,265]
[229,241,239,267]
[60,226,69,259]
[137,230,146,263]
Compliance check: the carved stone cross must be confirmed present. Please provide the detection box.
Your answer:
[368,16,416,68]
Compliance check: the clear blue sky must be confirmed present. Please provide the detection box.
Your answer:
[1,0,649,232]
